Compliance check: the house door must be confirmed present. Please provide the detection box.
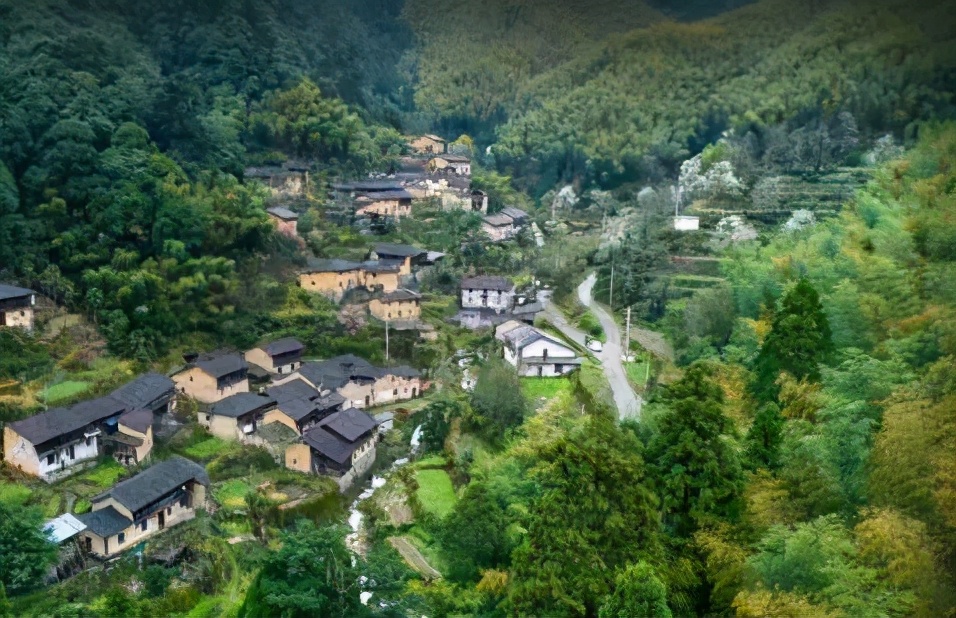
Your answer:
[158,511,165,530]
[365,395,370,407]
[412,388,417,398]
[537,366,543,377]
[0,312,5,326]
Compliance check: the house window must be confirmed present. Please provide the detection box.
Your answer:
[167,507,172,515]
[393,389,398,396]
[277,367,283,375]
[69,445,75,460]
[118,532,126,544]
[189,376,194,382]
[86,436,93,446]
[47,454,55,465]
[205,414,210,422]
[140,521,147,532]
[292,458,297,465]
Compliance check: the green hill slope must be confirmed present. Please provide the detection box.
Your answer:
[458,0,956,191]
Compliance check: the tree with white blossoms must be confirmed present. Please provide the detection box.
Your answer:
[678,150,744,208]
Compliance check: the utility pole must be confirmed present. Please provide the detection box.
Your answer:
[385,320,390,362]
[609,262,615,309]
[625,306,631,360]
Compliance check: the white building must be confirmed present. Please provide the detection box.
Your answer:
[460,276,515,312]
[673,215,700,231]
[495,321,582,377]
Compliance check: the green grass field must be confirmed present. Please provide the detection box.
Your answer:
[625,360,651,391]
[78,459,126,488]
[182,437,235,461]
[0,482,32,506]
[521,377,572,405]
[40,380,90,403]
[415,469,456,518]
[214,479,253,509]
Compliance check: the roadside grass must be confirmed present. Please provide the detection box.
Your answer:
[413,455,448,469]
[521,377,573,407]
[576,310,606,343]
[414,469,456,518]
[625,359,652,392]
[39,380,90,403]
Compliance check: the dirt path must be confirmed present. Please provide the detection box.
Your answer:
[388,536,442,580]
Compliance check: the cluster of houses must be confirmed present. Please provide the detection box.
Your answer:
[3,334,425,559]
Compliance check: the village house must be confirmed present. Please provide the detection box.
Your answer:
[245,337,305,376]
[0,283,37,330]
[200,392,277,441]
[461,276,516,312]
[496,321,582,377]
[407,134,446,155]
[354,189,414,220]
[298,258,403,302]
[76,456,209,559]
[110,373,177,416]
[369,289,421,322]
[5,396,134,482]
[263,379,346,435]
[278,354,423,409]
[368,243,428,276]
[285,407,379,491]
[481,206,529,242]
[427,153,471,176]
[266,206,300,238]
[104,409,154,467]
[244,161,311,198]
[173,353,249,403]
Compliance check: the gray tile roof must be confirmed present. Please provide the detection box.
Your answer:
[262,337,304,357]
[389,365,421,378]
[268,379,320,403]
[332,180,404,192]
[94,456,209,514]
[461,275,514,291]
[110,373,174,410]
[266,206,298,220]
[482,213,514,227]
[210,393,276,419]
[298,355,382,390]
[434,154,470,163]
[77,506,131,538]
[0,284,35,301]
[362,260,401,273]
[302,258,362,274]
[301,407,377,464]
[500,206,529,221]
[195,354,247,379]
[373,243,426,258]
[10,396,128,448]
[357,189,413,201]
[380,289,421,302]
[118,409,153,434]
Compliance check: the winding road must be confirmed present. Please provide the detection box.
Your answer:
[543,273,643,420]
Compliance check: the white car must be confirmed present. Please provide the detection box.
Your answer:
[587,338,603,352]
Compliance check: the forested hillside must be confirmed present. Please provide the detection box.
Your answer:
[408,0,956,192]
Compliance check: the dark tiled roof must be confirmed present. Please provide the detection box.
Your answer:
[77,506,131,538]
[511,301,543,316]
[500,206,529,221]
[110,373,174,410]
[267,206,299,220]
[361,261,401,274]
[332,180,403,192]
[10,396,128,447]
[373,243,426,258]
[297,355,381,390]
[301,426,354,464]
[482,213,513,227]
[321,407,377,442]
[381,289,421,302]
[195,354,247,379]
[422,134,445,142]
[302,258,362,274]
[388,365,421,378]
[210,393,276,419]
[0,284,35,301]
[434,154,470,163]
[118,409,153,434]
[461,276,514,291]
[94,456,209,514]
[268,379,320,403]
[357,189,413,201]
[262,337,304,357]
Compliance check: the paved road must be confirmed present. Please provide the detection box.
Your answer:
[542,275,643,420]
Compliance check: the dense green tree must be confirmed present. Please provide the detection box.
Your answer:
[509,416,660,616]
[751,278,833,401]
[470,358,527,442]
[599,562,673,618]
[417,399,460,454]
[744,403,784,470]
[239,522,368,618]
[648,363,743,535]
[439,483,513,583]
[0,503,58,594]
